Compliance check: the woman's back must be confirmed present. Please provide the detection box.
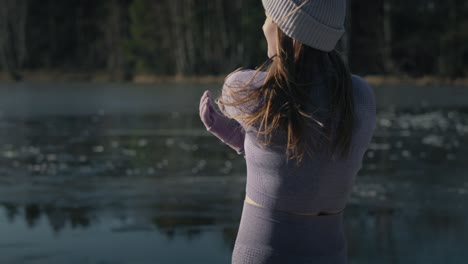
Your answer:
[222,69,377,214]
[224,69,376,264]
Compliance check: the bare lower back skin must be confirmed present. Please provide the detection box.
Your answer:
[245,195,342,216]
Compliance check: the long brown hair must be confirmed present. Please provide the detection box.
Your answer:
[216,21,354,167]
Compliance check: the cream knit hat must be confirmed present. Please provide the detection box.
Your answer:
[261,0,346,52]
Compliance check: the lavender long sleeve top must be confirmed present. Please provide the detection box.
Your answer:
[220,69,377,213]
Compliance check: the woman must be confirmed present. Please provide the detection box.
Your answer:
[199,0,376,263]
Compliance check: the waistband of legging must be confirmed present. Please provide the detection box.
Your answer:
[242,200,344,225]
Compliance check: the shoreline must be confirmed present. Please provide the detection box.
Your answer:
[1,70,468,87]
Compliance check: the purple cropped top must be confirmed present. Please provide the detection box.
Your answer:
[220,69,377,213]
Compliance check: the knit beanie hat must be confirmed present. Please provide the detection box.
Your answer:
[261,0,346,52]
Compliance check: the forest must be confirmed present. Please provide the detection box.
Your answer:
[0,0,467,81]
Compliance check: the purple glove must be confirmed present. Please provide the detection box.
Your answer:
[199,90,245,155]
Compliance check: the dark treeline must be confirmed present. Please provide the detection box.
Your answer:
[0,0,467,81]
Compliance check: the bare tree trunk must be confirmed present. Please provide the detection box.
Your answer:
[17,0,27,65]
[446,0,459,79]
[183,0,195,75]
[47,0,56,68]
[382,0,395,73]
[215,0,230,70]
[200,0,211,69]
[234,0,245,69]
[105,1,129,81]
[0,1,11,73]
[168,0,187,77]
[339,0,352,66]
[0,0,27,81]
[154,1,173,75]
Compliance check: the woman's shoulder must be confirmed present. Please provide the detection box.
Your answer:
[351,74,373,93]
[219,69,267,126]
[223,69,267,92]
[350,74,376,107]
[350,74,377,126]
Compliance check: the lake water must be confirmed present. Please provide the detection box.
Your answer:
[0,82,467,264]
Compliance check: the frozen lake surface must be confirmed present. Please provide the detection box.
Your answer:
[0,81,467,264]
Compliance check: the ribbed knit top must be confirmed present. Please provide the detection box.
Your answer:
[221,69,377,213]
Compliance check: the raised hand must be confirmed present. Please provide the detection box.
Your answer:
[199,90,245,155]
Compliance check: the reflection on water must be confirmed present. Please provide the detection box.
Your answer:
[0,86,468,263]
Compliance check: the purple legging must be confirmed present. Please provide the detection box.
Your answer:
[232,201,348,264]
